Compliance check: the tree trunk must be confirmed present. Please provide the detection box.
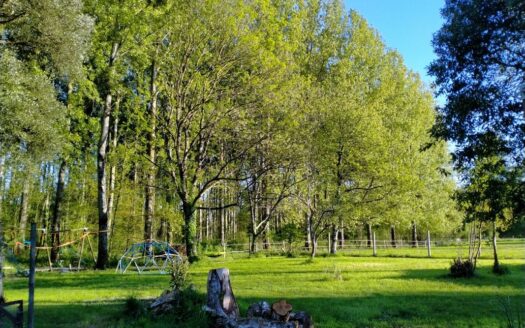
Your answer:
[205,268,240,327]
[338,221,344,248]
[220,185,225,246]
[96,92,112,269]
[330,224,337,254]
[156,218,168,242]
[96,42,119,269]
[249,188,258,254]
[310,234,317,258]
[366,222,372,248]
[198,207,203,243]
[107,103,119,245]
[0,154,4,303]
[390,225,397,248]
[18,177,30,242]
[182,202,198,261]
[304,205,311,249]
[50,160,66,263]
[492,221,500,271]
[144,60,157,243]
[250,234,257,254]
[263,217,270,250]
[411,221,417,248]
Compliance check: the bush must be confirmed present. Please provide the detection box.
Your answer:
[169,257,190,291]
[449,257,475,278]
[173,285,205,320]
[123,296,147,319]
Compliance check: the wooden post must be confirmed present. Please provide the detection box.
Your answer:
[372,231,377,257]
[28,223,37,328]
[426,231,431,258]
[78,230,86,270]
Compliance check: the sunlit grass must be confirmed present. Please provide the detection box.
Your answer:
[2,243,524,327]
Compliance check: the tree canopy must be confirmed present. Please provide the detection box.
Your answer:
[0,0,462,269]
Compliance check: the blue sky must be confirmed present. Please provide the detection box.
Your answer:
[344,0,445,87]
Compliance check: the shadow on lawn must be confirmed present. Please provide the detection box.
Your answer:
[31,291,525,328]
[4,272,170,291]
[236,292,525,328]
[395,263,525,288]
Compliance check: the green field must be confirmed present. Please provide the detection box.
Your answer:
[2,242,524,328]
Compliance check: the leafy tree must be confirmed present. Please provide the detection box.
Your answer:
[0,0,92,301]
[457,155,515,272]
[430,0,524,165]
[429,0,524,218]
[430,0,525,266]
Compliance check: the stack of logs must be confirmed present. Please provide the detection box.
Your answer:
[205,268,313,328]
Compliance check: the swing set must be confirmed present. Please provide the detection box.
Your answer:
[13,227,97,272]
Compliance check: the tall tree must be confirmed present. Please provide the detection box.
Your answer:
[429,0,524,214]
[155,0,294,261]
[86,0,152,268]
[0,0,92,299]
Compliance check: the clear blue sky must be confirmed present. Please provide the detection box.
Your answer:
[344,0,445,87]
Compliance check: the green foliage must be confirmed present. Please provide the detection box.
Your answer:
[0,0,463,270]
[123,296,147,319]
[0,50,65,160]
[449,257,475,278]
[172,285,206,322]
[169,258,189,291]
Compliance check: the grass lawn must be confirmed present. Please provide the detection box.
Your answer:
[2,243,524,327]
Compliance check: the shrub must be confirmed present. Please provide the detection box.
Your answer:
[169,257,190,291]
[123,296,147,319]
[449,257,475,278]
[174,285,205,320]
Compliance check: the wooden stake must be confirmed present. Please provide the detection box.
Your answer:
[28,223,37,328]
[87,233,96,262]
[427,231,431,257]
[46,247,52,271]
[78,233,86,270]
[372,231,377,257]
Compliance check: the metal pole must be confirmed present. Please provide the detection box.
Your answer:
[427,230,431,258]
[372,231,377,256]
[28,222,37,328]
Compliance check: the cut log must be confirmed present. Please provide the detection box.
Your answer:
[289,312,314,328]
[236,318,296,328]
[271,300,292,322]
[247,301,272,320]
[150,289,180,316]
[205,269,314,328]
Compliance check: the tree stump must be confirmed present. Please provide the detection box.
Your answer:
[204,269,314,328]
[205,268,240,327]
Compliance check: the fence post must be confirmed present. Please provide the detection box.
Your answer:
[28,222,37,328]
[426,231,431,258]
[372,231,377,257]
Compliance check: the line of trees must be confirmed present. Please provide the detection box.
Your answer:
[0,0,461,272]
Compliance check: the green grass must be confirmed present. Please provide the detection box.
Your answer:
[2,243,524,327]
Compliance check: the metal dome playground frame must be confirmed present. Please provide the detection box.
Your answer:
[115,240,182,274]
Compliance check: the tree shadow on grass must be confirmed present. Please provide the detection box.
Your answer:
[31,296,208,328]
[25,292,524,328]
[394,263,525,288]
[4,272,171,291]
[236,292,525,328]
[15,284,525,328]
